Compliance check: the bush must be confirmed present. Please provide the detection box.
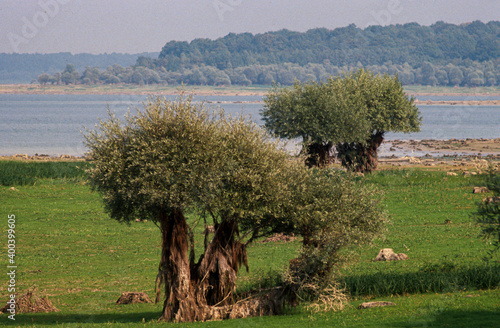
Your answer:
[473,163,500,259]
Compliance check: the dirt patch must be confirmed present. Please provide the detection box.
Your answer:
[116,292,152,304]
[0,288,59,314]
[358,301,396,309]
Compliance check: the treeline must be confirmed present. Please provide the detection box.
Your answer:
[0,52,158,84]
[37,21,500,87]
[157,21,500,70]
[39,59,500,88]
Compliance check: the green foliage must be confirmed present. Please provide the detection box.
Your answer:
[159,21,500,69]
[473,164,500,258]
[284,169,385,297]
[263,69,420,144]
[84,95,297,234]
[262,69,421,170]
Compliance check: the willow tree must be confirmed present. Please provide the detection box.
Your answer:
[84,96,298,322]
[262,69,421,172]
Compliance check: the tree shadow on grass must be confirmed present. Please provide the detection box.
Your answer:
[1,311,161,326]
[389,310,500,328]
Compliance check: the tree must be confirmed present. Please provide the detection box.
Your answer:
[262,69,421,172]
[85,96,299,321]
[63,63,76,74]
[81,66,101,84]
[37,73,50,85]
[85,96,385,322]
[282,168,385,303]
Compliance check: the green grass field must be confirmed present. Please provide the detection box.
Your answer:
[1,161,499,327]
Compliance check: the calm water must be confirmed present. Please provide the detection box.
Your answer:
[1,94,499,156]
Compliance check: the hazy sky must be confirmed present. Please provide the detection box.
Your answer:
[1,0,499,54]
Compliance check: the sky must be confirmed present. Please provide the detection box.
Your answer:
[1,0,499,54]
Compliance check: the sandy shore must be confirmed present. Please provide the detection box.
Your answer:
[3,138,499,163]
[0,84,268,97]
[2,84,500,104]
[414,99,500,106]
[384,138,500,156]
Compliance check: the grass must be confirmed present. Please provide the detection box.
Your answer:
[0,161,499,327]
[0,161,90,186]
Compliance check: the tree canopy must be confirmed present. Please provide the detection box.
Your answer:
[262,69,421,171]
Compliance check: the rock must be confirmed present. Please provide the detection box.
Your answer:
[483,196,500,204]
[116,292,152,304]
[374,248,408,261]
[463,171,478,176]
[473,187,490,194]
[358,301,396,309]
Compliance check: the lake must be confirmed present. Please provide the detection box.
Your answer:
[1,94,499,156]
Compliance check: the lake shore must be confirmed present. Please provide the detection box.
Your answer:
[3,138,499,167]
[2,84,500,105]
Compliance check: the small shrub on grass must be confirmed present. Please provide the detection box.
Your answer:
[282,169,385,307]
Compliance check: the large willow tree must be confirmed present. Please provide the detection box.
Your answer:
[85,96,297,321]
[85,95,385,322]
[262,69,421,172]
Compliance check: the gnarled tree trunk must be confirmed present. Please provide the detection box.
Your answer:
[157,208,200,322]
[156,211,249,322]
[304,142,333,168]
[336,131,385,173]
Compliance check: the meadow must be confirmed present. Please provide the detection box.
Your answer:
[0,160,499,327]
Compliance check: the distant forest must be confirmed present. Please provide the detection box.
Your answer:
[8,21,500,87]
[0,52,158,84]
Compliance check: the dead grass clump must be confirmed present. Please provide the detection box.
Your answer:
[306,284,350,313]
[0,288,59,313]
[261,233,297,243]
[206,288,286,321]
[116,292,152,304]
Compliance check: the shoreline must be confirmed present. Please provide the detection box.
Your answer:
[1,84,500,105]
[2,138,499,163]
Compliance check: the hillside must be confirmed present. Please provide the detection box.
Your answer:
[158,21,500,70]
